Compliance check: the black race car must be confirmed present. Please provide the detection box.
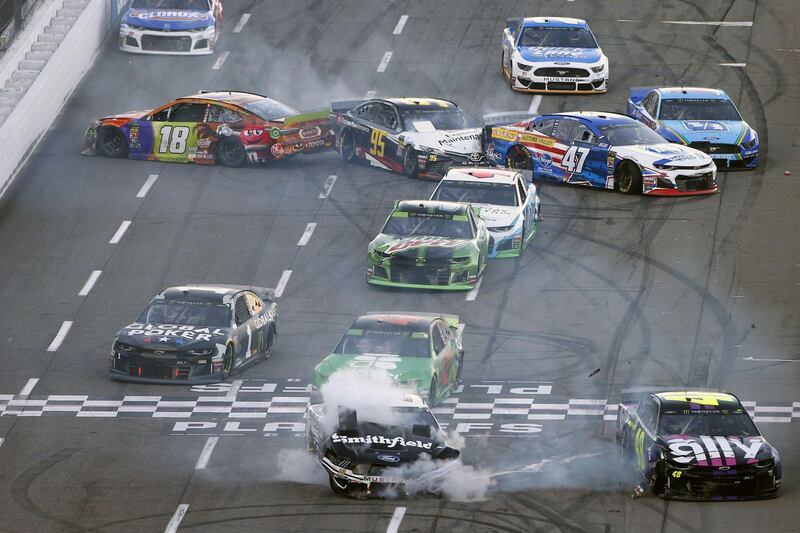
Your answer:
[305,394,461,498]
[617,391,781,500]
[110,285,277,384]
[332,97,488,179]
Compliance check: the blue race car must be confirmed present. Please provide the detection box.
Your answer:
[119,0,223,55]
[501,17,608,94]
[627,87,759,170]
[485,112,717,196]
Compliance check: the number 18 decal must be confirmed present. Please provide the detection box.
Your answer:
[158,125,190,154]
[562,146,590,173]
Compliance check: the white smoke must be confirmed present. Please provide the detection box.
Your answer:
[377,454,493,501]
[276,449,327,486]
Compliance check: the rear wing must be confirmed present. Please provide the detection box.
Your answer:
[628,87,655,105]
[483,111,538,127]
[366,311,461,330]
[330,99,369,114]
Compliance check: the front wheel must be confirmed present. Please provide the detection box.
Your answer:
[617,161,643,195]
[505,145,532,170]
[402,146,420,178]
[262,327,275,360]
[97,126,128,158]
[215,139,246,167]
[222,344,234,378]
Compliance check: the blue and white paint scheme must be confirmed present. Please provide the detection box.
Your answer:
[119,0,223,56]
[501,17,608,93]
[627,87,759,170]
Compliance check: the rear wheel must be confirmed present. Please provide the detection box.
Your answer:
[402,146,419,178]
[505,145,532,170]
[339,128,356,162]
[215,138,246,167]
[617,161,643,195]
[97,126,128,158]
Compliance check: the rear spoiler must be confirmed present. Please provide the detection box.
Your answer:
[366,311,461,329]
[619,387,721,405]
[483,111,538,127]
[330,99,369,114]
[628,86,655,104]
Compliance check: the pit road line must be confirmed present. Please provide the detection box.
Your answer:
[109,221,131,244]
[78,270,102,296]
[392,15,408,35]
[18,378,38,398]
[164,504,189,533]
[274,270,292,298]
[386,507,406,533]
[377,51,393,72]
[136,174,159,197]
[194,436,219,469]
[319,174,337,198]
[212,51,230,70]
[297,223,317,246]
[466,278,483,301]
[233,13,250,33]
[46,321,73,352]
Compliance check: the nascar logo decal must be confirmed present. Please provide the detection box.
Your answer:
[385,237,462,253]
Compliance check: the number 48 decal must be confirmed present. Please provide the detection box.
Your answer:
[158,125,190,154]
[562,146,590,173]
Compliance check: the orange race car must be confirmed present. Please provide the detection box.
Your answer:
[83,91,334,166]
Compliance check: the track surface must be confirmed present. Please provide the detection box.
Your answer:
[0,0,798,531]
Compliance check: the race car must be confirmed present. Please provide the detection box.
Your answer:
[119,0,223,55]
[367,200,489,290]
[312,313,464,406]
[430,167,540,258]
[332,97,488,178]
[627,87,759,170]
[485,112,718,196]
[617,391,781,500]
[501,17,608,94]
[305,393,461,498]
[83,91,334,166]
[109,285,277,384]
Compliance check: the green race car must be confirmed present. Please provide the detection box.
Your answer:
[312,312,465,406]
[367,200,489,290]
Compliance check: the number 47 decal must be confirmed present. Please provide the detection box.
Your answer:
[562,146,590,173]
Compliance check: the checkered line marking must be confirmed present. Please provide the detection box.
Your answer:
[0,394,795,423]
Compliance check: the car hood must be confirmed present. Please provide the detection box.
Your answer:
[403,129,482,155]
[661,120,748,144]
[123,9,214,30]
[661,435,776,467]
[473,204,518,227]
[327,427,448,462]
[516,46,602,64]
[115,322,230,349]
[372,235,475,257]
[315,353,432,383]
[617,143,712,167]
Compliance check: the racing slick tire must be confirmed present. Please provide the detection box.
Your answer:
[222,344,235,378]
[215,138,246,167]
[262,326,276,361]
[651,461,667,496]
[456,353,464,384]
[505,145,532,171]
[617,161,643,195]
[97,126,128,158]
[402,146,420,179]
[428,378,438,407]
[339,128,357,162]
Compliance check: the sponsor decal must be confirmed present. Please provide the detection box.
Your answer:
[377,454,400,463]
[539,153,552,167]
[331,433,433,449]
[129,124,141,149]
[302,138,325,150]
[299,126,322,139]
[385,236,461,253]
[682,120,729,133]
[123,323,226,342]
[437,132,480,146]
[132,10,208,20]
[519,133,555,147]
[667,436,764,465]
[492,129,518,142]
[269,127,282,139]
[271,143,285,158]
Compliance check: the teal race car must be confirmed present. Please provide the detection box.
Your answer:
[312,312,464,406]
[367,200,489,290]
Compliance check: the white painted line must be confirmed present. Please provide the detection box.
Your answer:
[777,49,800,52]
[232,13,250,33]
[386,507,406,533]
[366,89,376,98]
[392,15,408,35]
[164,504,189,533]
[662,20,753,26]
[137,174,159,198]
[46,321,73,352]
[212,51,230,70]
[78,270,102,296]
[0,438,4,448]
[18,378,38,397]
[528,94,542,114]
[225,379,243,401]
[465,277,483,301]
[109,220,132,244]
[274,270,292,298]
[719,63,746,67]
[297,223,317,246]
[319,174,337,198]
[377,51,393,72]
[743,357,800,363]
[194,436,219,469]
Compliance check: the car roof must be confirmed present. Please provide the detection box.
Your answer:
[656,87,730,100]
[158,285,249,304]
[395,200,470,215]
[178,91,269,105]
[543,111,633,127]
[443,167,519,184]
[521,17,588,29]
[353,313,437,332]
[654,391,743,411]
[382,97,458,110]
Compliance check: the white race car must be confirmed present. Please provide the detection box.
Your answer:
[430,167,540,258]
[119,0,223,55]
[501,17,608,94]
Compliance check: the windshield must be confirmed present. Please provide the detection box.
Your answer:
[519,26,597,48]
[131,0,209,9]
[659,99,742,121]
[432,181,518,207]
[400,108,478,132]
[659,413,758,437]
[241,98,298,121]
[599,122,667,146]
[137,301,230,327]
[334,329,430,357]
[382,213,473,239]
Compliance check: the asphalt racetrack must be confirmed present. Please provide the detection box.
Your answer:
[0,0,798,531]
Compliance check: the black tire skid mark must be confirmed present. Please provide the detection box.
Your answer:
[508,493,590,533]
